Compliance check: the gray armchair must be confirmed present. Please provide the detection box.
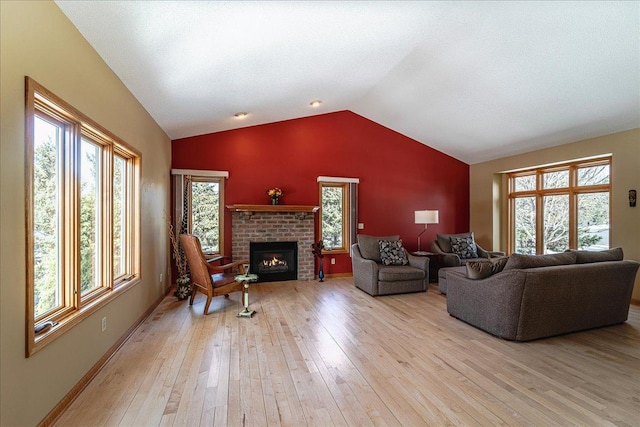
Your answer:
[431,232,505,268]
[351,234,429,296]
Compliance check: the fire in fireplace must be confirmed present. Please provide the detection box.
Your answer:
[250,241,298,282]
[260,255,288,273]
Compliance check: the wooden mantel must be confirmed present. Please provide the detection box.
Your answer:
[226,204,320,213]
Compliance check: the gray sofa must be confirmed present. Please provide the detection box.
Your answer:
[351,234,429,296]
[446,249,639,341]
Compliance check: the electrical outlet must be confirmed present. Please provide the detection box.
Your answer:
[358,223,364,229]
[101,317,107,332]
[160,273,164,285]
[331,258,336,265]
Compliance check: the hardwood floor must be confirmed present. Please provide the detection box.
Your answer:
[54,278,640,426]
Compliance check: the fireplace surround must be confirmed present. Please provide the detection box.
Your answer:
[227,204,319,281]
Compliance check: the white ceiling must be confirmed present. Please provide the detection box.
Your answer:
[55,1,639,164]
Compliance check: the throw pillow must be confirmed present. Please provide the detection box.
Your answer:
[504,251,577,270]
[465,256,509,280]
[573,247,623,264]
[491,256,509,273]
[378,239,409,266]
[357,234,399,263]
[466,260,493,279]
[450,235,478,259]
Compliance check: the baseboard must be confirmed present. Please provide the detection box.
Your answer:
[318,272,353,279]
[631,299,640,307]
[37,288,170,427]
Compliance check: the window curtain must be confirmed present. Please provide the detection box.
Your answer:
[349,182,358,248]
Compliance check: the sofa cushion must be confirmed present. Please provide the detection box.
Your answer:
[437,232,474,254]
[357,234,399,263]
[378,265,425,281]
[466,257,509,279]
[573,247,624,264]
[379,239,409,266]
[504,251,577,270]
[450,235,478,259]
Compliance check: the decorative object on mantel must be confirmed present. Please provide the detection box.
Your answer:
[267,187,283,205]
[630,189,636,207]
[311,240,325,282]
[166,211,191,300]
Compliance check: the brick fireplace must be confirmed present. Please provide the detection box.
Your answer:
[227,205,319,281]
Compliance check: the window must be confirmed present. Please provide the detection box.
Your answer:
[189,177,224,255]
[319,178,358,254]
[320,183,348,252]
[171,170,226,257]
[26,77,141,356]
[508,157,611,255]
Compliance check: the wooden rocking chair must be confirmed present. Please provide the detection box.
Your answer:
[179,234,249,315]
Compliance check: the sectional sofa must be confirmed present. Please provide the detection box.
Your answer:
[444,249,639,341]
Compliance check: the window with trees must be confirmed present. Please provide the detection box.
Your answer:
[508,157,611,255]
[189,177,224,255]
[319,181,350,253]
[26,77,140,356]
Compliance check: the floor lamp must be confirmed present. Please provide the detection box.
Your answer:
[414,210,439,252]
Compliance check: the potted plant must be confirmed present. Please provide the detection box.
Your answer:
[267,187,283,205]
[311,240,325,282]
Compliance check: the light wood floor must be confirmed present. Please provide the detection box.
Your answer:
[54,278,640,427]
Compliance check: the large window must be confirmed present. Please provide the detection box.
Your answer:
[508,158,610,255]
[26,77,141,356]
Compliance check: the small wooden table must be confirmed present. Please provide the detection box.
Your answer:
[234,274,258,318]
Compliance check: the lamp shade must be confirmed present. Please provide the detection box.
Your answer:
[415,210,439,224]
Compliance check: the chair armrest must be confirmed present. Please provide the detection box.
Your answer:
[430,240,462,266]
[406,252,429,271]
[351,244,380,295]
[476,244,506,258]
[207,259,249,275]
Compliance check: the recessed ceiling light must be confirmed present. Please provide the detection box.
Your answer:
[309,100,322,108]
[234,112,248,119]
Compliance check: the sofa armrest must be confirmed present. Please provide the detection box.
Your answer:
[446,270,526,340]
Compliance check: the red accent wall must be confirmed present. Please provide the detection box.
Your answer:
[172,110,469,274]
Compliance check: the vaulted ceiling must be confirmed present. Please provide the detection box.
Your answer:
[55,1,639,164]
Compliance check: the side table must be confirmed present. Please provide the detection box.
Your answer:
[411,251,442,283]
[234,273,258,318]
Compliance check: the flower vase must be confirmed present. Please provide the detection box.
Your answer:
[318,259,324,282]
[271,197,279,205]
[174,275,192,301]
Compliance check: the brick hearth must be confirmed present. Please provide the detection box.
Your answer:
[229,206,317,280]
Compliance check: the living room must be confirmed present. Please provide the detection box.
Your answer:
[1,1,639,426]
